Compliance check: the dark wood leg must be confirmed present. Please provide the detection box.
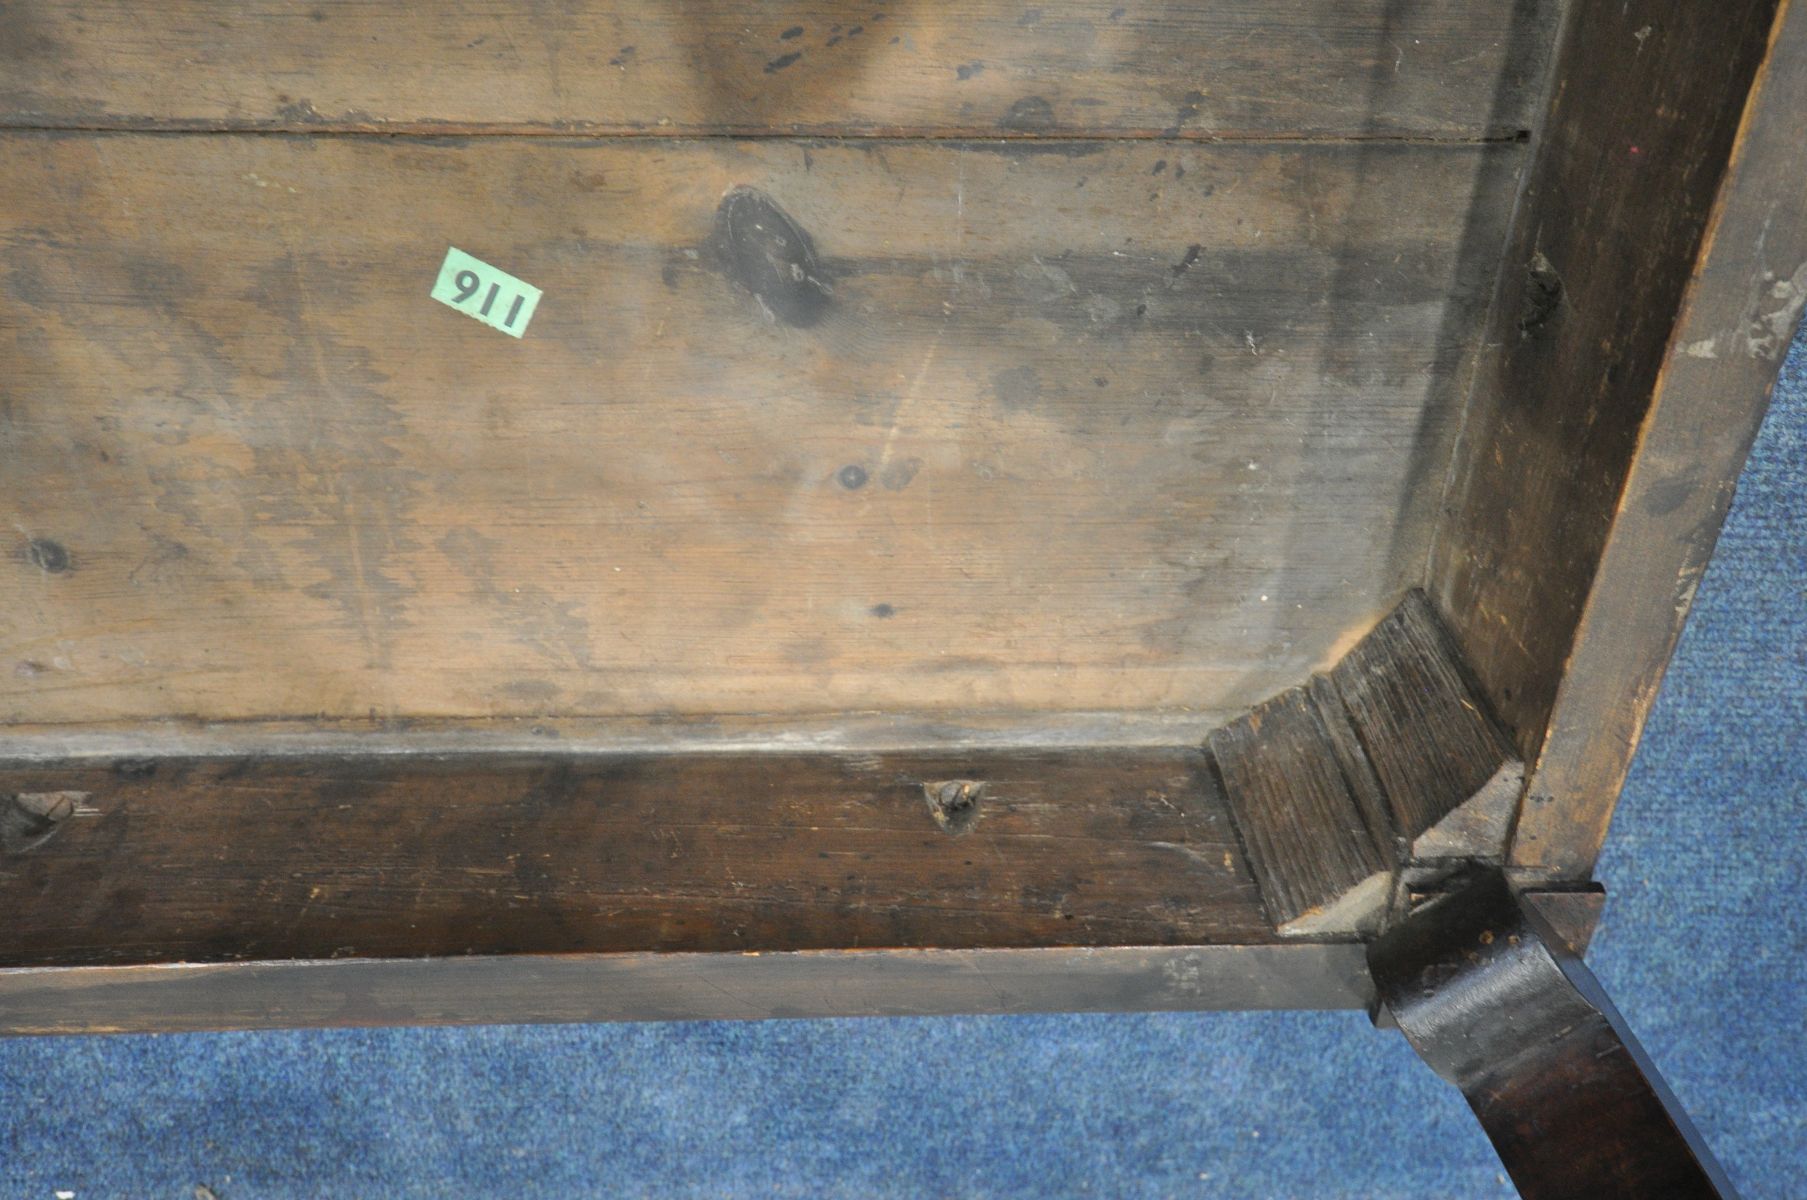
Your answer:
[1368,871,1736,1199]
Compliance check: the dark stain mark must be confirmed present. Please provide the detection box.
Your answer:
[1094,376,1109,387]
[1018,8,1042,25]
[827,35,841,46]
[127,532,190,586]
[1174,164,1186,180]
[1134,301,1148,317]
[1019,251,1069,300]
[608,45,636,67]
[838,464,869,490]
[710,187,833,328]
[1170,244,1202,280]
[113,759,159,779]
[890,35,901,43]
[959,140,1105,159]
[879,457,922,491]
[14,661,46,677]
[992,366,1042,411]
[309,8,326,20]
[955,62,983,80]
[25,538,71,573]
[870,603,897,619]
[1108,6,1126,18]
[244,254,419,665]
[1643,477,1697,518]
[780,25,804,39]
[1151,160,1167,175]
[438,527,595,669]
[1519,251,1564,334]
[999,96,1056,131]
[765,51,802,73]
[5,253,52,309]
[1167,89,1205,135]
[1,790,80,855]
[848,24,864,35]
[924,780,984,836]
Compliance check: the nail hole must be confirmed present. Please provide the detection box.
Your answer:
[1518,251,1563,333]
[837,465,869,490]
[1,790,86,854]
[923,780,984,835]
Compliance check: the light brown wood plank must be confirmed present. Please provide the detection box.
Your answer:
[0,134,1517,728]
[0,1,1560,138]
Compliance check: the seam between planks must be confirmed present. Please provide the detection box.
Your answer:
[0,124,1533,145]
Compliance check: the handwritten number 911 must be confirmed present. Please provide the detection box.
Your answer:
[452,268,527,328]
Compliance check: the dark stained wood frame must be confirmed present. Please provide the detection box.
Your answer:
[1433,0,1807,881]
[1370,870,1737,1199]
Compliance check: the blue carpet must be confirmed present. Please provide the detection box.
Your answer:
[2,334,1802,1199]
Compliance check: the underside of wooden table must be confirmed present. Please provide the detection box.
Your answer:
[3,2,1804,1195]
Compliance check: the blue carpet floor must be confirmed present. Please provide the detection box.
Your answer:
[2,337,1802,1198]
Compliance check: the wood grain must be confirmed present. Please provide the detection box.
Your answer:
[0,943,1375,1034]
[1372,872,1736,1199]
[0,134,1517,730]
[1204,590,1519,934]
[1208,685,1390,935]
[1423,0,1806,875]
[1327,590,1518,853]
[0,749,1272,967]
[0,1,1560,138]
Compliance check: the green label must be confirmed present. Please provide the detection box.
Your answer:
[430,247,542,338]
